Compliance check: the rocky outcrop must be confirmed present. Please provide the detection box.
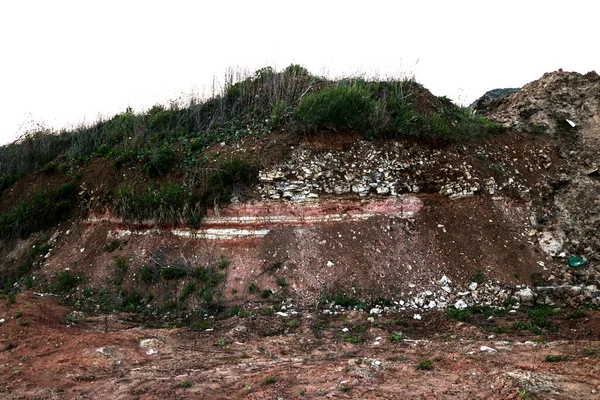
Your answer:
[470,88,521,114]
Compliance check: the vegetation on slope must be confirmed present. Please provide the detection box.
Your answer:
[0,64,503,237]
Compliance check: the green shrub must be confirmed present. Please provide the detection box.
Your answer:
[0,183,76,239]
[208,158,257,204]
[178,380,192,388]
[142,146,174,177]
[114,183,202,225]
[53,269,82,294]
[294,85,381,133]
[260,289,272,298]
[276,277,289,287]
[140,264,158,283]
[248,283,258,293]
[161,265,187,280]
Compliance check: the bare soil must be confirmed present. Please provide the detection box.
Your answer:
[1,292,599,399]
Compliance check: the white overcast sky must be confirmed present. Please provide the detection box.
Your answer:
[0,0,598,145]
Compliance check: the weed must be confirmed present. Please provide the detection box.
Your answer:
[416,359,433,370]
[179,282,196,302]
[545,355,568,362]
[528,305,561,329]
[189,319,212,331]
[140,264,159,284]
[470,269,485,284]
[263,307,275,315]
[264,376,277,385]
[178,380,192,388]
[14,310,24,318]
[18,318,32,326]
[345,336,363,344]
[217,255,229,270]
[583,348,599,356]
[569,310,587,319]
[276,277,289,287]
[248,283,258,293]
[340,386,351,393]
[445,307,473,322]
[53,269,83,295]
[114,183,203,226]
[286,319,300,328]
[260,289,272,299]
[161,265,187,280]
[390,331,403,343]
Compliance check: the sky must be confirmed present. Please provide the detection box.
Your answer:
[1,0,598,145]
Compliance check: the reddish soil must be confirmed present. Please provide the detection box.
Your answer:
[1,292,599,399]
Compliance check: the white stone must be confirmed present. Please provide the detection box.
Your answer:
[454,300,468,310]
[413,314,422,320]
[516,288,535,305]
[480,345,497,353]
[370,307,381,315]
[468,282,478,291]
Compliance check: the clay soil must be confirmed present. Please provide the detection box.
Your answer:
[1,292,599,399]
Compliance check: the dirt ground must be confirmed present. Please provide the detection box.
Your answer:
[1,292,599,400]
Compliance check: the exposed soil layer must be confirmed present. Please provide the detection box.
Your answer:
[1,292,599,399]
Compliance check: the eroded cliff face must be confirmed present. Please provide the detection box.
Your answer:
[3,70,600,315]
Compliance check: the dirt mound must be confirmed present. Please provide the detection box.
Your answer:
[480,70,600,289]
[484,70,600,137]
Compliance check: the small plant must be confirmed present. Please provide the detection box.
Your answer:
[416,359,433,370]
[216,337,227,346]
[445,307,473,322]
[161,265,187,280]
[14,310,24,318]
[248,283,258,294]
[528,305,561,329]
[340,386,351,393]
[470,269,485,284]
[276,277,289,287]
[140,264,158,283]
[264,376,277,385]
[583,348,599,356]
[569,310,587,319]
[189,319,212,331]
[217,255,229,270]
[345,336,363,344]
[286,319,300,328]
[18,318,32,326]
[53,269,82,294]
[545,355,568,362]
[390,331,403,343]
[142,146,174,177]
[178,380,192,388]
[260,289,272,298]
